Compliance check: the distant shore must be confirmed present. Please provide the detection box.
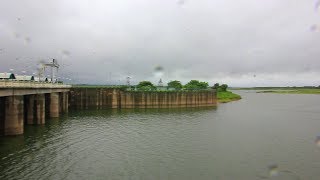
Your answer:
[232,87,320,95]
[257,89,320,94]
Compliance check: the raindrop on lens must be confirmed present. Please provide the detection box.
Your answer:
[13,32,20,39]
[61,50,71,56]
[315,135,320,147]
[315,0,320,12]
[310,24,318,32]
[154,65,164,78]
[177,0,186,5]
[24,37,31,44]
[154,65,164,72]
[268,164,279,177]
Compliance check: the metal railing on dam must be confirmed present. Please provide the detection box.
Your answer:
[0,80,71,89]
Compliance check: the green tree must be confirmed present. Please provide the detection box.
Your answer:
[184,80,209,90]
[213,83,220,89]
[220,84,228,92]
[137,81,156,91]
[167,80,183,90]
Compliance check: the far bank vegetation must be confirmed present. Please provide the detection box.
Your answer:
[132,80,241,103]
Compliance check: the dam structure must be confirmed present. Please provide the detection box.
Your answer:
[0,82,216,136]
[0,80,71,136]
[69,87,217,109]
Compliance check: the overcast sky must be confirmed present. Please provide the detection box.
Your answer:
[0,0,320,87]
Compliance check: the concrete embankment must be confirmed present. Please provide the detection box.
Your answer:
[69,88,217,109]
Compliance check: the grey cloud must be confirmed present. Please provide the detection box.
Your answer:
[0,0,320,87]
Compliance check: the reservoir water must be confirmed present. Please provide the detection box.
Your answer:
[0,91,320,179]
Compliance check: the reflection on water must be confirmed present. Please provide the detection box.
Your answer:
[0,91,320,179]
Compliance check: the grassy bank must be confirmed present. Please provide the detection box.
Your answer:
[217,91,242,103]
[257,89,320,94]
[232,87,320,94]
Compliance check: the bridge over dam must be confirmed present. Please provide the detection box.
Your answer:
[0,81,71,136]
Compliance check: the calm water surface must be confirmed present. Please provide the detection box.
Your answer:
[1,91,320,180]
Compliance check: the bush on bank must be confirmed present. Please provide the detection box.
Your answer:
[217,91,241,103]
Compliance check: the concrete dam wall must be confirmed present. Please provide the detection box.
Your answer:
[69,88,217,109]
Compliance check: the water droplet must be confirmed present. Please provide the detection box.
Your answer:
[61,50,71,56]
[177,0,186,5]
[315,0,320,12]
[310,24,319,32]
[13,32,20,39]
[315,135,320,147]
[268,164,279,177]
[154,66,164,72]
[154,66,164,78]
[24,37,31,44]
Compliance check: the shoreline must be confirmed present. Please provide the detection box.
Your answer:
[217,91,242,103]
[218,97,241,103]
[257,90,320,94]
[231,88,320,95]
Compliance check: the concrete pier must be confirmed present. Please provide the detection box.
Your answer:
[4,96,24,135]
[50,93,60,118]
[35,94,45,124]
[0,82,71,136]
[0,97,5,135]
[26,94,45,124]
[62,92,69,113]
[112,89,118,108]
[26,95,36,124]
